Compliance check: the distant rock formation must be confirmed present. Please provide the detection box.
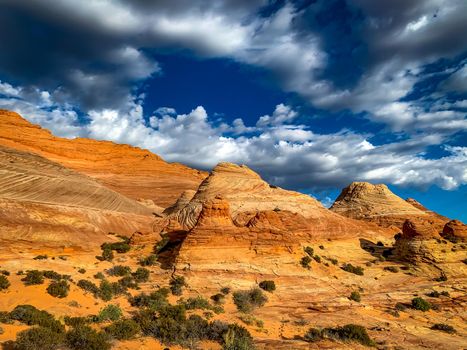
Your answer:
[0,110,206,207]
[331,182,448,229]
[442,220,467,241]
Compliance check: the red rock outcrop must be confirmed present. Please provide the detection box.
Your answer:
[0,110,206,207]
[401,218,440,240]
[331,182,448,230]
[442,220,467,241]
[0,145,155,248]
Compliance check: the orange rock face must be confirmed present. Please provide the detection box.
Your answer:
[331,182,448,230]
[442,219,467,241]
[401,218,440,240]
[0,110,206,207]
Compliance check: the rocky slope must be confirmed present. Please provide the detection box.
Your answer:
[0,110,206,207]
[331,182,448,230]
[0,145,155,248]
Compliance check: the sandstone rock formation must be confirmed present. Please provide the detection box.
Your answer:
[442,219,467,241]
[0,145,155,248]
[393,218,441,263]
[168,162,341,230]
[0,110,206,207]
[331,182,448,229]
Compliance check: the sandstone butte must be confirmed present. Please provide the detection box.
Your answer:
[330,181,449,230]
[156,162,392,270]
[0,110,206,207]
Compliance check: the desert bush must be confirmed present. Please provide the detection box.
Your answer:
[411,297,431,311]
[105,318,140,340]
[1,270,10,276]
[77,268,86,274]
[221,287,231,295]
[94,272,105,279]
[301,256,312,269]
[154,235,169,253]
[440,291,450,297]
[0,311,13,324]
[129,288,170,311]
[349,291,361,302]
[64,316,92,327]
[211,293,225,304]
[376,241,384,246]
[65,325,111,350]
[118,276,138,289]
[223,323,255,350]
[341,263,364,276]
[108,241,131,254]
[15,326,64,350]
[238,314,264,328]
[132,267,150,282]
[97,245,114,261]
[97,304,122,322]
[304,324,374,346]
[98,280,115,301]
[150,304,187,344]
[313,255,322,263]
[258,280,276,292]
[10,305,64,333]
[139,254,158,266]
[427,291,440,298]
[77,279,99,294]
[0,275,10,291]
[183,296,211,310]
[435,272,448,282]
[329,258,338,265]
[47,280,70,298]
[42,270,64,280]
[22,270,44,285]
[33,255,48,260]
[233,288,267,313]
[304,246,314,256]
[431,323,456,333]
[107,265,131,277]
[170,275,187,296]
[384,266,399,273]
[395,302,407,311]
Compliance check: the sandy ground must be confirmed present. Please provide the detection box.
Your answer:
[0,236,466,349]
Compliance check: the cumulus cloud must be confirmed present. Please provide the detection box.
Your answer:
[3,80,465,192]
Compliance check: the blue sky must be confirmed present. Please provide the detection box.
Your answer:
[0,0,466,221]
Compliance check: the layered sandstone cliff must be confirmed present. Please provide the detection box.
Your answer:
[0,145,155,248]
[0,110,206,206]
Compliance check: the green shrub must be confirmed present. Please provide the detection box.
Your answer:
[341,263,364,276]
[129,288,170,311]
[329,258,338,265]
[154,235,169,253]
[313,255,321,263]
[1,270,10,276]
[15,326,64,350]
[431,323,456,334]
[304,246,314,257]
[183,296,211,310]
[411,297,431,311]
[435,272,448,282]
[98,280,114,301]
[64,316,91,327]
[395,302,407,311]
[305,324,375,346]
[0,275,10,291]
[97,304,122,322]
[238,314,263,327]
[47,280,70,298]
[221,287,231,295]
[427,291,440,298]
[77,279,99,295]
[233,288,268,313]
[105,319,140,340]
[42,270,64,280]
[223,324,255,350]
[65,325,111,350]
[98,245,114,262]
[10,305,64,333]
[301,256,312,269]
[170,275,187,296]
[384,266,399,273]
[150,304,187,344]
[132,267,150,282]
[94,272,105,279]
[77,268,86,274]
[319,245,325,250]
[33,255,48,260]
[108,241,131,254]
[107,265,131,277]
[349,291,361,302]
[139,254,158,266]
[22,270,44,285]
[211,293,225,304]
[118,276,138,289]
[0,311,13,324]
[258,280,276,292]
